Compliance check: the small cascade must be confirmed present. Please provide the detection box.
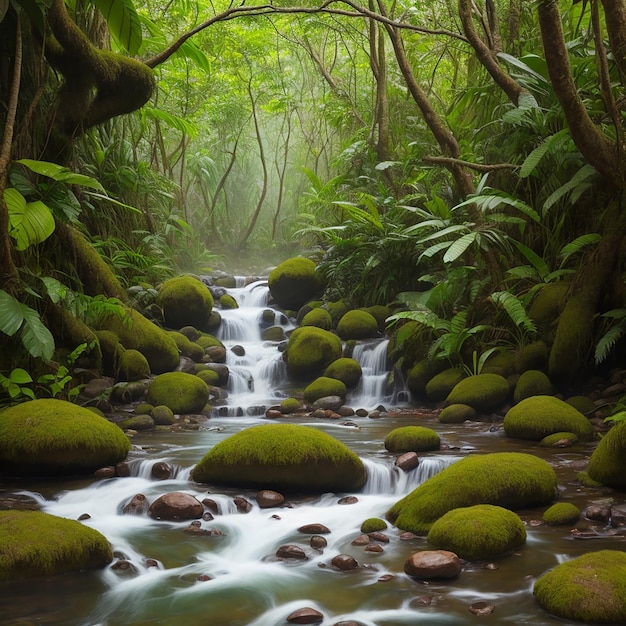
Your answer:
[349,339,394,409]
[127,458,191,481]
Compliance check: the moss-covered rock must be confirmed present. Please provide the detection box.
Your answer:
[426,368,465,402]
[542,502,580,525]
[384,426,440,453]
[301,308,333,330]
[361,305,392,333]
[565,395,595,415]
[168,331,204,362]
[386,452,557,534]
[196,333,224,350]
[303,376,347,404]
[438,404,476,424]
[118,414,155,431]
[336,310,379,340]
[268,258,324,310]
[0,510,112,581]
[95,330,125,377]
[196,369,220,387]
[587,420,626,488]
[513,369,552,403]
[323,358,362,388]
[324,300,351,328]
[280,397,302,414]
[219,293,238,309]
[445,373,510,412]
[262,326,286,342]
[0,399,130,476]
[191,424,366,492]
[503,395,595,442]
[157,275,214,330]
[117,348,150,382]
[97,307,180,374]
[426,504,526,561]
[285,326,343,381]
[533,550,626,624]
[483,350,516,377]
[146,372,209,414]
[360,518,387,533]
[406,359,446,398]
[151,405,175,425]
[528,282,568,335]
[539,432,579,447]
[515,340,548,374]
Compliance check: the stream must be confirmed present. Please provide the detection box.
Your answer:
[2,278,626,626]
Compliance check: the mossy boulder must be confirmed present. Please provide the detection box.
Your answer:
[539,432,579,447]
[303,376,347,404]
[157,275,214,330]
[503,395,595,442]
[528,282,568,336]
[336,310,379,340]
[438,404,476,424]
[151,405,175,425]
[426,368,465,402]
[219,293,238,309]
[0,510,112,581]
[533,550,626,624]
[118,414,155,431]
[324,300,351,327]
[191,424,367,493]
[280,397,302,414]
[0,399,131,476]
[426,504,526,561]
[513,369,552,403]
[445,373,510,412]
[146,372,209,414]
[268,258,324,310]
[361,305,392,333]
[515,340,548,374]
[565,395,595,414]
[386,452,557,534]
[196,334,224,350]
[168,331,204,362]
[196,369,220,387]
[542,502,580,525]
[301,308,333,330]
[384,426,440,453]
[587,420,626,488]
[95,329,125,377]
[285,326,343,381]
[406,359,446,397]
[116,348,150,382]
[97,307,179,374]
[360,518,387,533]
[323,358,362,388]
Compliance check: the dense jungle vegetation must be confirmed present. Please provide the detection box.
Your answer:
[1,0,626,397]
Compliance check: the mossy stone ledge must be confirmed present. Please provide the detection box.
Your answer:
[146,372,209,414]
[587,420,626,488]
[503,395,595,442]
[268,257,325,310]
[533,550,626,624]
[384,426,440,453]
[157,275,214,330]
[445,373,510,413]
[386,452,557,534]
[284,326,342,382]
[0,399,131,476]
[0,510,112,581]
[426,504,526,561]
[191,423,366,493]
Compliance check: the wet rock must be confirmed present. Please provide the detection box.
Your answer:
[368,531,390,543]
[276,544,307,560]
[611,506,626,526]
[116,461,131,477]
[94,466,116,479]
[337,406,355,417]
[312,396,344,411]
[83,377,115,397]
[378,574,395,582]
[400,531,419,540]
[183,521,223,536]
[355,409,369,417]
[231,345,245,357]
[298,523,331,534]
[310,409,327,418]
[331,554,359,570]
[395,452,419,472]
[149,492,203,521]
[122,494,149,516]
[410,596,433,607]
[197,574,213,582]
[310,535,327,549]
[205,346,227,363]
[338,496,358,505]
[404,550,461,580]
[333,622,365,626]
[145,558,159,568]
[234,497,253,513]
[365,544,384,553]
[351,534,370,546]
[78,513,91,520]
[256,489,285,508]
[202,498,219,514]
[203,511,214,521]
[111,559,137,576]
[585,504,611,522]
[265,409,283,419]
[469,601,495,616]
[151,461,172,480]
[286,607,324,624]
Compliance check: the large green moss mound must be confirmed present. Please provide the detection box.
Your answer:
[587,420,626,488]
[426,368,465,402]
[0,399,131,476]
[445,373,510,412]
[336,310,379,340]
[542,502,580,525]
[301,307,333,330]
[303,376,347,404]
[406,359,445,397]
[513,369,552,403]
[157,275,214,330]
[386,452,557,534]
[146,372,209,414]
[503,395,595,441]
[285,326,343,381]
[323,358,362,388]
[191,424,366,493]
[426,504,526,561]
[268,258,324,310]
[97,307,180,373]
[0,510,112,581]
[384,426,440,453]
[534,550,626,624]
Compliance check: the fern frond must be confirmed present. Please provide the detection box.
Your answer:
[491,291,537,332]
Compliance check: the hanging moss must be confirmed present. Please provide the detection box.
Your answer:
[0,510,112,581]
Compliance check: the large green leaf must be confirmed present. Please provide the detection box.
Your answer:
[93,0,142,56]
[17,159,104,191]
[6,189,55,250]
[142,107,198,138]
[443,232,477,263]
[0,290,25,336]
[19,307,55,360]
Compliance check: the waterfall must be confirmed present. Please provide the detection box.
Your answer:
[349,339,396,409]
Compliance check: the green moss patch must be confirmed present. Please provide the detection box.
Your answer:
[427,504,526,561]
[386,452,557,534]
[268,258,325,310]
[513,369,552,403]
[117,348,150,382]
[191,424,366,493]
[301,308,333,330]
[304,376,347,404]
[336,310,379,340]
[323,358,363,388]
[426,368,465,402]
[534,550,626,624]
[439,404,476,424]
[0,399,131,476]
[503,395,594,442]
[587,420,626,488]
[445,373,510,412]
[0,510,112,581]
[384,426,440,453]
[157,275,214,330]
[542,502,580,525]
[285,326,342,381]
[146,372,209,414]
[361,518,387,533]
